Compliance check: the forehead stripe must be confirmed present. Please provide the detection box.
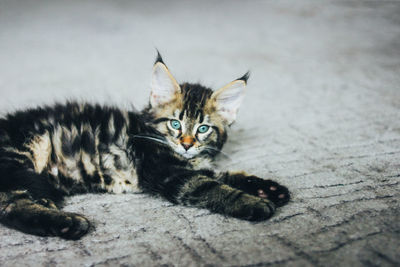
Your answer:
[180,83,212,119]
[179,110,184,120]
[199,112,204,123]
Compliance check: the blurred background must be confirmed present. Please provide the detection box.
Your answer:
[1,1,399,121]
[0,1,399,266]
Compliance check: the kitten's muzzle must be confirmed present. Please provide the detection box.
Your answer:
[180,136,195,151]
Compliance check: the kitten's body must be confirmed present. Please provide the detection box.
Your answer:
[0,54,290,239]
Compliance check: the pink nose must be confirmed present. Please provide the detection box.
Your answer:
[182,143,193,151]
[180,136,195,151]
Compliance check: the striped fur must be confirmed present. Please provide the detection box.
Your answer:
[0,54,290,239]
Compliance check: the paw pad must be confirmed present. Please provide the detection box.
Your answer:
[257,189,268,199]
[251,179,290,207]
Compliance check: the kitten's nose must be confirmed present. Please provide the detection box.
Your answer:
[181,136,194,151]
[182,143,193,151]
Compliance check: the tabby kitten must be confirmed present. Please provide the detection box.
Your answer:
[0,53,290,239]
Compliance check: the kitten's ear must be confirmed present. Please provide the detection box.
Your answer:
[150,53,181,107]
[211,72,249,125]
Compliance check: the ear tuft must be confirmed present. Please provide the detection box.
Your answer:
[154,49,165,65]
[212,78,247,125]
[150,59,180,107]
[237,71,250,83]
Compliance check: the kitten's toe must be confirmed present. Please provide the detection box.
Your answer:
[264,181,290,207]
[232,195,276,221]
[257,189,268,199]
[36,198,58,210]
[57,213,90,240]
[253,179,290,207]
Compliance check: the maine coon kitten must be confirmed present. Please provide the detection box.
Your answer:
[0,53,290,239]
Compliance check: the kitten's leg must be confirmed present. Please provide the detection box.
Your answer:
[0,149,90,239]
[216,172,290,207]
[135,140,278,221]
[0,148,64,201]
[0,190,90,239]
[141,168,276,221]
[175,175,275,221]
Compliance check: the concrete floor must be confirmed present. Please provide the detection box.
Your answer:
[0,1,399,266]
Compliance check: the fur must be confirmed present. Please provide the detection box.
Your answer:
[0,54,290,239]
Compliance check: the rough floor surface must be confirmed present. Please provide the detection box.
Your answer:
[0,1,399,266]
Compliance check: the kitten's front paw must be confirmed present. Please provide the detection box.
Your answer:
[55,212,91,240]
[246,177,290,207]
[231,194,276,221]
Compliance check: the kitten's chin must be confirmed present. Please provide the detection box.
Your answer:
[181,153,195,159]
[178,150,198,159]
[166,140,201,159]
[177,148,200,159]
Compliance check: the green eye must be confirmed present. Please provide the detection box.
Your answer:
[197,125,210,133]
[170,120,181,130]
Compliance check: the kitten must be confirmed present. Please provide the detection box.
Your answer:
[0,53,290,239]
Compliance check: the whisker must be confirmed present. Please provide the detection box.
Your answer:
[131,134,170,146]
[203,146,232,160]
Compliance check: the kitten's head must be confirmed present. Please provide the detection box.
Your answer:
[147,53,248,160]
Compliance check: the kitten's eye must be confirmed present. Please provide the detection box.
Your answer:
[170,119,181,130]
[197,125,210,133]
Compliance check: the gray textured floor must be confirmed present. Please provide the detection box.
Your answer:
[0,1,399,266]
